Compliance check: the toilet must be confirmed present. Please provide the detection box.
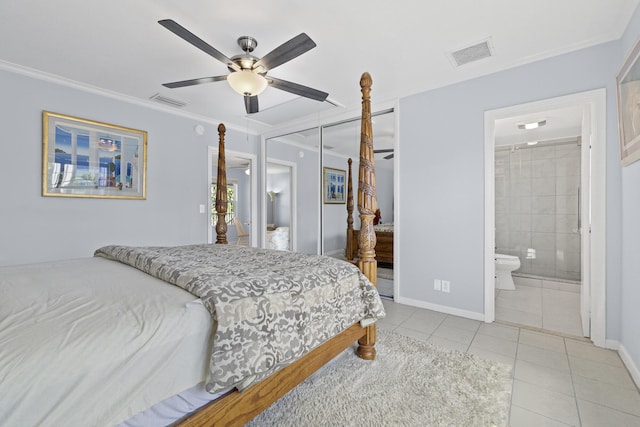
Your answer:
[495,253,521,290]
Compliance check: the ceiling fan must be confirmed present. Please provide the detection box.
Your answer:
[158,19,329,114]
[374,149,394,160]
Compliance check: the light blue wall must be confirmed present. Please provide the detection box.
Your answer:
[0,68,259,266]
[399,42,622,322]
[620,5,640,377]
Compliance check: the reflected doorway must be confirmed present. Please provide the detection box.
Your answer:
[266,160,294,251]
[208,148,257,246]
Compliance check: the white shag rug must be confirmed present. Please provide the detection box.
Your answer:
[247,330,512,427]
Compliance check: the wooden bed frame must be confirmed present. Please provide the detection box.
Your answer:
[345,159,393,266]
[177,72,379,426]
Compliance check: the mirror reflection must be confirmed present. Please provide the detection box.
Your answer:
[264,109,395,264]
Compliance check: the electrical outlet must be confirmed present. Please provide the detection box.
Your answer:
[442,280,450,293]
[434,279,442,291]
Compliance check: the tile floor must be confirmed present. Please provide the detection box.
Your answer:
[377,277,393,299]
[496,275,584,337]
[378,299,640,426]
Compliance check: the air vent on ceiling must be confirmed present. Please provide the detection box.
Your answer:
[149,93,186,108]
[449,39,494,67]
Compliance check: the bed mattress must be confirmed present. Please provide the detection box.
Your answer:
[0,257,214,426]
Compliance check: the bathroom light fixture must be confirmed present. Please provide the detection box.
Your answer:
[244,167,250,175]
[227,70,268,96]
[527,141,538,146]
[518,120,546,130]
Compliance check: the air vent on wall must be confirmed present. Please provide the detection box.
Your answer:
[449,39,494,67]
[149,93,186,108]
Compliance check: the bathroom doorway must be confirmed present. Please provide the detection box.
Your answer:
[484,90,606,346]
[494,136,583,336]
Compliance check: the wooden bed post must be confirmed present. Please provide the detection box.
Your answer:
[345,157,355,261]
[356,72,377,360]
[215,123,228,244]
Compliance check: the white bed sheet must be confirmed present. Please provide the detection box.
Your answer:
[0,257,214,426]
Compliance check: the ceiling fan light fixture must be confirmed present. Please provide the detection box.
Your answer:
[227,70,268,96]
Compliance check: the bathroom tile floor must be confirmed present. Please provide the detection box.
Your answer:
[495,276,584,337]
[378,299,640,426]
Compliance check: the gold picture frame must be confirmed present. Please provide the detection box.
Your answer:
[42,111,147,199]
[617,37,640,166]
[323,167,346,204]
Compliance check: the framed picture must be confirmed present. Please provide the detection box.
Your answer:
[42,111,147,199]
[323,167,346,204]
[616,38,640,166]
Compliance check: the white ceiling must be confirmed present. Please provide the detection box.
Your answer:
[0,1,637,137]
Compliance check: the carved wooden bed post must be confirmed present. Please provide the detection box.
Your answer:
[356,72,377,360]
[215,123,228,244]
[345,157,355,261]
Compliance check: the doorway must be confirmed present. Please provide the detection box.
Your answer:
[484,89,606,346]
[266,159,296,252]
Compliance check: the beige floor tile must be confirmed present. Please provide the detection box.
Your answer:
[432,324,477,345]
[398,315,442,335]
[466,346,515,369]
[439,315,481,332]
[572,374,640,416]
[477,322,520,342]
[376,310,411,326]
[517,343,570,372]
[542,314,583,337]
[407,307,447,323]
[469,333,518,358]
[577,399,640,427]
[496,306,543,328]
[565,338,624,367]
[497,286,542,314]
[518,329,566,353]
[514,359,574,396]
[569,357,637,389]
[509,405,573,427]
[511,380,580,426]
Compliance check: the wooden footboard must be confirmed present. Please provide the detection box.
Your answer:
[177,323,370,426]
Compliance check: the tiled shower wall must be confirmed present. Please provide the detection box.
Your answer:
[495,139,581,281]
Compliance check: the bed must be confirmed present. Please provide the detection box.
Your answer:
[345,160,394,266]
[0,73,384,426]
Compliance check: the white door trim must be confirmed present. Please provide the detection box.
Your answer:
[483,89,606,347]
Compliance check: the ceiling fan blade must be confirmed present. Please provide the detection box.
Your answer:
[268,77,328,101]
[254,33,316,71]
[162,75,227,89]
[374,149,394,153]
[158,19,240,72]
[244,95,259,114]
[384,154,394,160]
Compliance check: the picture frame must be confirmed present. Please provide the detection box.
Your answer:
[323,167,346,204]
[616,37,640,166]
[42,111,147,199]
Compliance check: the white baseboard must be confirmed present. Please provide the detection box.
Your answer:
[395,296,485,321]
[618,343,640,389]
[605,339,620,351]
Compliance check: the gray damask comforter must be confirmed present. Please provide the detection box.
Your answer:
[94,244,385,393]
